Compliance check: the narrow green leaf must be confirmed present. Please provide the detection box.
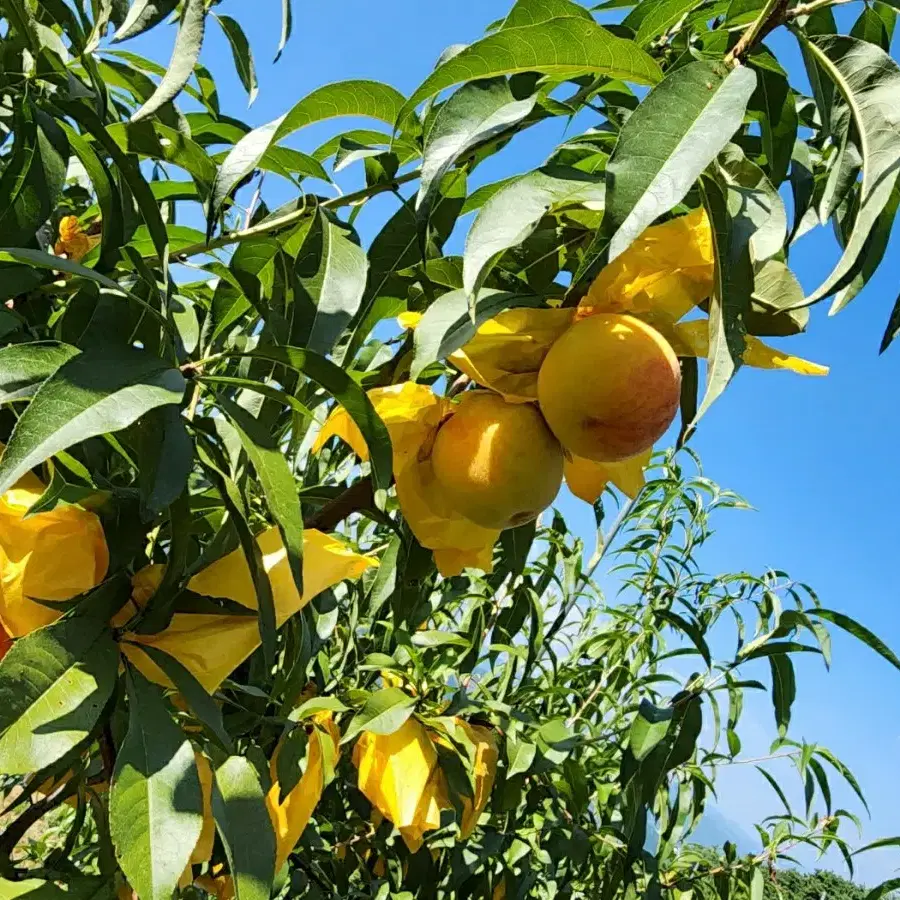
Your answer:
[218,396,304,599]
[207,116,285,239]
[110,668,203,900]
[417,79,536,212]
[211,757,276,900]
[0,342,79,404]
[739,642,820,661]
[125,644,232,751]
[0,616,118,774]
[275,0,293,61]
[112,0,178,42]
[0,346,186,496]
[629,699,674,762]
[58,123,124,269]
[229,346,393,500]
[692,174,751,426]
[396,18,661,130]
[214,14,258,104]
[132,0,207,122]
[879,290,900,354]
[464,167,604,297]
[864,880,900,900]
[59,100,169,265]
[604,61,756,265]
[195,440,277,670]
[748,56,798,187]
[797,36,900,306]
[0,105,68,247]
[768,654,795,738]
[300,210,369,356]
[342,688,417,744]
[756,765,792,816]
[810,608,900,672]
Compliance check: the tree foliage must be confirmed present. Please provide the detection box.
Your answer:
[1,1,900,900]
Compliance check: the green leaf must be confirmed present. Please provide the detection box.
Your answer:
[218,396,304,599]
[0,346,186,496]
[300,210,369,356]
[112,0,179,42]
[126,644,232,751]
[832,183,900,316]
[879,290,900,354]
[211,756,276,900]
[768,653,795,738]
[0,105,68,247]
[797,36,900,306]
[195,440,277,669]
[464,166,604,297]
[132,0,206,122]
[274,80,413,143]
[502,0,594,27]
[507,739,538,777]
[417,79,536,212]
[739,642,821,661]
[0,342,79,405]
[275,0,293,61]
[624,0,704,45]
[748,55,798,187]
[110,668,203,900]
[629,699,674,761]
[57,123,124,270]
[342,687,417,744]
[411,289,544,379]
[810,608,900,673]
[214,14,258,105]
[208,116,285,240]
[691,174,751,427]
[0,879,116,900]
[864,880,900,900]
[0,616,118,774]
[397,18,661,130]
[232,346,393,500]
[850,4,893,50]
[756,764,792,816]
[603,61,756,265]
[59,100,169,265]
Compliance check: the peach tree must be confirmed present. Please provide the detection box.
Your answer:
[1,1,899,900]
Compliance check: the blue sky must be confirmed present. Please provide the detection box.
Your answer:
[129,0,900,885]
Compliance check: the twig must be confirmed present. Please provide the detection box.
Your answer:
[303,477,375,531]
[725,0,791,63]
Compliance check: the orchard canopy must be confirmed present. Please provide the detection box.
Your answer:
[1,1,899,900]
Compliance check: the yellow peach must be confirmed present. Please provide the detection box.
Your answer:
[537,313,680,462]
[430,392,564,530]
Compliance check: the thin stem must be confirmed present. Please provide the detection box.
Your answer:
[722,750,800,766]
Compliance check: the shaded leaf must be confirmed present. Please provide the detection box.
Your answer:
[810,609,900,673]
[417,78,537,212]
[218,396,304,599]
[300,210,369,356]
[464,166,604,297]
[110,668,203,900]
[212,757,276,900]
[0,616,118,775]
[0,346,186,495]
[0,342,80,405]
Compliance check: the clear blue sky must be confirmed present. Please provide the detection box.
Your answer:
[129,1,900,885]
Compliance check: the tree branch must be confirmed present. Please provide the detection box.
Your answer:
[303,477,376,532]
